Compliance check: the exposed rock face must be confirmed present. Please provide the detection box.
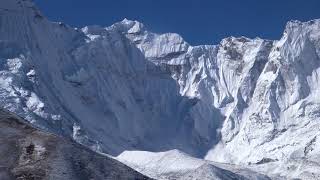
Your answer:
[0,109,151,180]
[1,0,320,179]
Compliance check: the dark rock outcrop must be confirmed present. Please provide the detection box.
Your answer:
[0,109,151,180]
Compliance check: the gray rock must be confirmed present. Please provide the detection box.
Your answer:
[0,109,151,180]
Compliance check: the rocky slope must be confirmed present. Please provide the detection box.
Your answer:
[1,0,320,179]
[0,108,151,180]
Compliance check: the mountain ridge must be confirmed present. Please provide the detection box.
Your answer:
[1,0,320,179]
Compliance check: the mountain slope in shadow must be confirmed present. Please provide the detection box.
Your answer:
[0,109,151,180]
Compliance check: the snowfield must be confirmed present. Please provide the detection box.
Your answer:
[116,150,272,180]
[1,0,320,179]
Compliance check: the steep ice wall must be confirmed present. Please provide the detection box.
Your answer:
[205,20,320,178]
[112,19,320,178]
[0,0,87,136]
[0,0,220,157]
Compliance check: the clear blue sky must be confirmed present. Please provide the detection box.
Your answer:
[33,0,320,45]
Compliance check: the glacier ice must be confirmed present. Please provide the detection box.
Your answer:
[1,0,320,179]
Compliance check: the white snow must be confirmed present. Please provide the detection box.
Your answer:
[1,0,320,179]
[116,150,271,180]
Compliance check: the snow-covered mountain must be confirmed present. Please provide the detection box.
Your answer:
[1,0,320,179]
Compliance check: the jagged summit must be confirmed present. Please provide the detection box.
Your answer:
[285,18,320,28]
[118,18,146,34]
[82,19,146,36]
